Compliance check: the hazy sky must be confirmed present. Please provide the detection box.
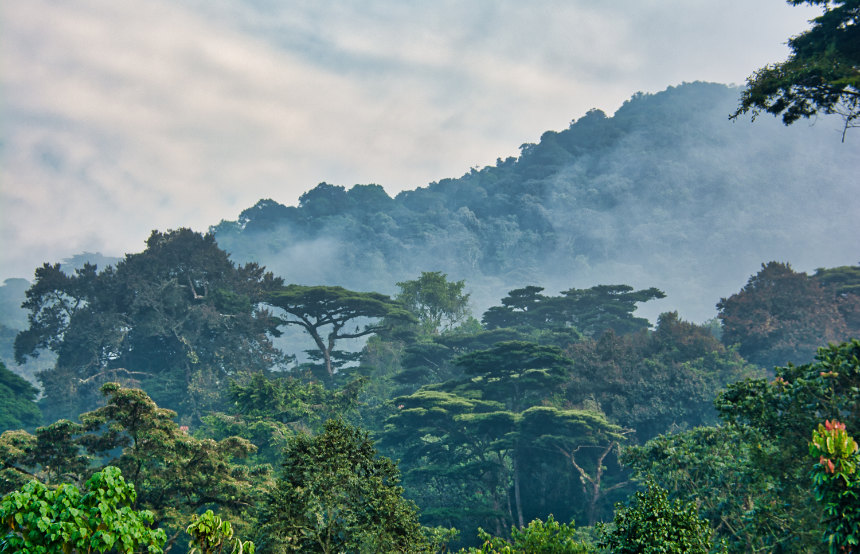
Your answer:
[1,0,821,281]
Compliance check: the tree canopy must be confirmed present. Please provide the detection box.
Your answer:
[396,271,472,335]
[14,229,286,422]
[733,0,860,139]
[258,418,428,553]
[717,261,857,368]
[266,285,413,378]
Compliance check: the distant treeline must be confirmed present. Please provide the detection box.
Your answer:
[212,82,860,321]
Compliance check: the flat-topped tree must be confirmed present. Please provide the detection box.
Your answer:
[558,285,666,337]
[266,285,414,378]
[482,284,665,337]
[454,340,573,412]
[482,286,558,330]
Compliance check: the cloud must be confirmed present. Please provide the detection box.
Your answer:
[0,0,821,280]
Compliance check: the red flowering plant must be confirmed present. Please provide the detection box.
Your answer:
[809,420,860,553]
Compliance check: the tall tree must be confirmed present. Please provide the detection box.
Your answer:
[482,285,664,337]
[384,341,627,537]
[258,418,428,553]
[732,0,860,139]
[266,285,413,378]
[717,261,851,369]
[395,271,472,335]
[14,229,286,421]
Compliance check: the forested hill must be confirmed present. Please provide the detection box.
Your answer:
[212,82,860,322]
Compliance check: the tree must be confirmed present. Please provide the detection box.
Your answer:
[77,383,265,546]
[384,341,625,537]
[0,466,166,553]
[266,285,413,378]
[396,271,472,335]
[258,418,428,553]
[482,285,664,337]
[381,389,512,538]
[557,285,665,337]
[453,341,572,413]
[15,229,287,422]
[598,480,717,554]
[520,407,629,526]
[482,287,555,330]
[733,0,859,139]
[717,261,850,369]
[0,383,267,550]
[623,425,789,553]
[562,316,757,443]
[628,340,860,552]
[201,371,365,465]
[461,515,594,553]
[0,361,40,433]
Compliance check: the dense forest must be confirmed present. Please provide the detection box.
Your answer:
[2,230,859,551]
[212,81,859,323]
[2,2,860,551]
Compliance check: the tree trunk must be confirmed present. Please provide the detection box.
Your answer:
[513,452,524,528]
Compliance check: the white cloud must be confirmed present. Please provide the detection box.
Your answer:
[0,0,821,279]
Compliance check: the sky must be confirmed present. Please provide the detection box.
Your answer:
[0,0,823,282]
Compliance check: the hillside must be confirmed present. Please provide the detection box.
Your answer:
[212,82,860,322]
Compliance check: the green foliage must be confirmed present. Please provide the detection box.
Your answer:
[481,285,664,338]
[228,371,363,425]
[1,382,267,550]
[201,371,364,465]
[78,383,266,542]
[14,229,287,422]
[453,340,572,412]
[0,360,41,433]
[809,420,860,553]
[266,284,414,378]
[0,466,166,553]
[597,480,718,554]
[187,509,255,554]
[630,340,860,552]
[733,0,859,138]
[623,425,787,553]
[717,261,856,368]
[384,339,627,539]
[396,271,472,335]
[259,418,428,553]
[460,516,593,553]
[564,314,759,443]
[422,525,460,553]
[0,430,38,494]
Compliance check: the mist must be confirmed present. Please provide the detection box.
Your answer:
[211,83,860,324]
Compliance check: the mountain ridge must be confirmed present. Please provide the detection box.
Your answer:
[210,82,855,320]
